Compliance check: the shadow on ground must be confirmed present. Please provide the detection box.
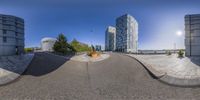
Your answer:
[190,57,200,67]
[23,52,74,76]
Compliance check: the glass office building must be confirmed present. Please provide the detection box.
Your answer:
[105,26,116,51]
[116,14,138,53]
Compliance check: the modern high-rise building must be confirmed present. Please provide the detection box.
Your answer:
[105,26,116,51]
[185,14,200,56]
[116,14,138,53]
[0,14,25,56]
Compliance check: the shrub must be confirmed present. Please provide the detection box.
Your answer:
[87,45,101,57]
[24,48,33,53]
[70,39,91,52]
[178,50,184,58]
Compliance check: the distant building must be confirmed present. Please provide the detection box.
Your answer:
[41,37,56,52]
[116,14,138,53]
[105,26,116,51]
[185,14,200,56]
[32,47,41,52]
[0,14,25,56]
[95,45,101,51]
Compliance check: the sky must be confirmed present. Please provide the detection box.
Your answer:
[0,0,200,50]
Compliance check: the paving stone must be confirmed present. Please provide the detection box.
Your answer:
[127,54,200,86]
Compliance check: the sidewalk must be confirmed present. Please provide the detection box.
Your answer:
[0,54,34,85]
[127,54,200,87]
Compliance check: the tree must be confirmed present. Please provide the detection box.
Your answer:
[24,48,33,53]
[70,39,79,52]
[53,33,70,54]
[70,39,91,52]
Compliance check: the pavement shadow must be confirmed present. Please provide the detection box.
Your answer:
[189,57,200,67]
[23,52,74,76]
[0,55,32,74]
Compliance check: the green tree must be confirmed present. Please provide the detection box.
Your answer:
[70,39,91,52]
[53,33,70,54]
[24,48,33,53]
[70,39,79,52]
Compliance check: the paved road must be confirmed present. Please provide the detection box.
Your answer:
[0,52,200,100]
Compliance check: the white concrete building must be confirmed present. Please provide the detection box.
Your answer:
[0,14,24,56]
[41,37,56,52]
[116,14,138,53]
[105,26,116,51]
[185,14,200,56]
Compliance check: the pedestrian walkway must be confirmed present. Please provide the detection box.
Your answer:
[0,54,34,85]
[127,54,200,86]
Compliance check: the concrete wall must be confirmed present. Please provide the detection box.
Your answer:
[0,14,24,56]
[185,14,200,56]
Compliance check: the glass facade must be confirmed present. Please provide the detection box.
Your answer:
[105,26,116,51]
[116,14,138,53]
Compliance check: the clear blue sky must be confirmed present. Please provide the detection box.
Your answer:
[0,0,200,50]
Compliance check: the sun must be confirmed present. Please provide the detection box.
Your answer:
[176,30,183,36]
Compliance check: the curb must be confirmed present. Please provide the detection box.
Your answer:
[159,74,200,87]
[126,54,200,87]
[0,54,35,86]
[126,54,166,78]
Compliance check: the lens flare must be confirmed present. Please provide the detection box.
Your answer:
[176,30,182,36]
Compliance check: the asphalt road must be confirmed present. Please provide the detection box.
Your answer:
[0,52,200,100]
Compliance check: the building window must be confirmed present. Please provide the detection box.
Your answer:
[15,32,18,36]
[16,39,18,44]
[3,30,6,34]
[2,17,6,20]
[2,20,6,23]
[16,46,19,55]
[3,37,7,43]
